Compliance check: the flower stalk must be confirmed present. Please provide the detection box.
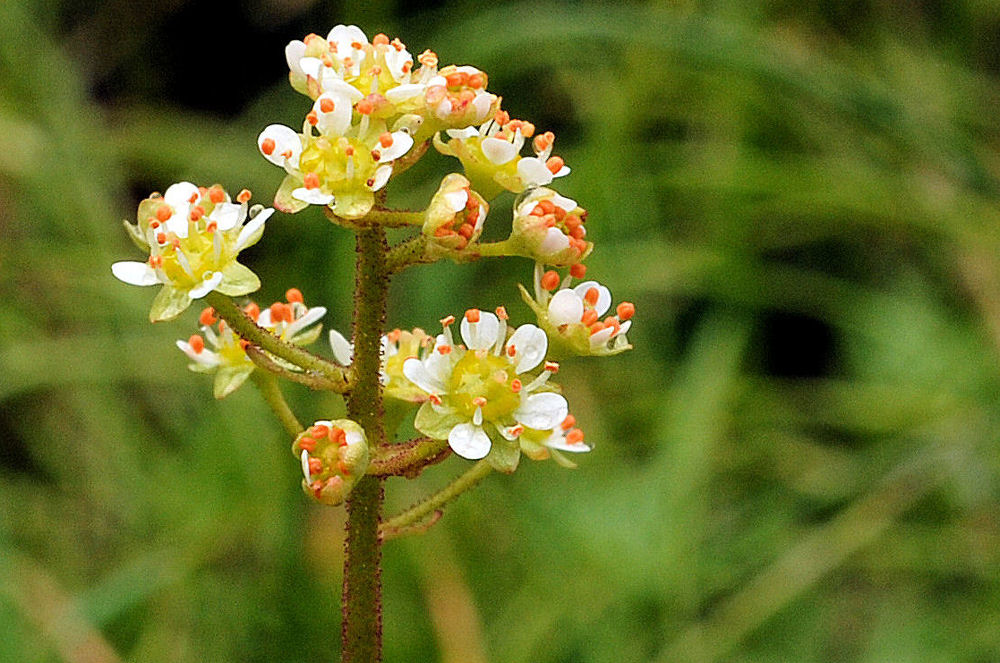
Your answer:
[380,459,493,534]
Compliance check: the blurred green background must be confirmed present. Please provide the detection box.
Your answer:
[3,0,1000,661]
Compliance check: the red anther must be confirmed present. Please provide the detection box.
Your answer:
[581,309,599,326]
[544,217,556,228]
[561,414,576,430]
[281,149,292,159]
[239,339,251,350]
[445,71,467,87]
[472,396,487,407]
[338,460,350,476]
[148,255,163,269]
[371,150,382,161]
[373,33,389,45]
[458,223,475,239]
[208,187,226,204]
[465,207,480,226]
[570,225,585,240]
[507,344,517,357]
[440,315,455,327]
[570,263,587,279]
[366,177,376,187]
[508,119,522,132]
[236,189,252,203]
[378,132,393,148]
[566,429,585,445]
[243,302,260,321]
[401,61,412,73]
[437,344,452,355]
[511,379,522,393]
[350,40,363,49]
[508,425,524,438]
[308,457,323,475]
[344,145,356,157]
[356,98,374,114]
[330,427,347,445]
[155,232,167,244]
[285,288,303,304]
[616,302,635,321]
[496,306,508,320]
[465,309,481,323]
[494,110,510,126]
[310,424,330,439]
[540,270,561,290]
[429,393,442,405]
[307,110,319,125]
[298,436,316,452]
[303,172,320,189]
[529,204,546,217]
[191,191,201,203]
[544,361,559,373]
[155,204,172,222]
[467,73,485,89]
[589,322,606,335]
[188,334,205,354]
[538,199,556,215]
[149,220,160,229]
[319,97,335,113]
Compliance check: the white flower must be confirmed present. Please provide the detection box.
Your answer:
[403,309,567,460]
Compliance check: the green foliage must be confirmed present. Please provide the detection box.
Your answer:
[2,1,1000,662]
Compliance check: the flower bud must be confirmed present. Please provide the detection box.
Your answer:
[292,420,370,506]
[508,188,592,266]
[422,174,489,257]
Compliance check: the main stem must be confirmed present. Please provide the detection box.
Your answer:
[342,226,388,663]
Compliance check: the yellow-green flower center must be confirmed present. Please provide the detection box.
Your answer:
[300,136,376,195]
[447,350,520,421]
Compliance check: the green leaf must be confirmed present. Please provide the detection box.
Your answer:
[413,401,464,440]
[215,262,260,296]
[213,365,254,399]
[273,174,309,214]
[487,438,520,474]
[149,286,192,322]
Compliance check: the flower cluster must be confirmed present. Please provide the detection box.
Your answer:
[112,183,270,321]
[292,420,370,505]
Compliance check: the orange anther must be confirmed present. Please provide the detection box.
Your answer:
[511,379,522,393]
[530,204,546,217]
[303,172,320,189]
[188,334,205,354]
[350,41,363,50]
[509,425,525,438]
[148,255,163,268]
[429,393,442,405]
[308,458,323,475]
[466,208,480,226]
[458,223,475,239]
[149,220,160,229]
[472,396,487,408]
[584,287,600,306]
[418,49,438,67]
[310,424,330,439]
[391,38,405,51]
[540,270,560,290]
[155,204,172,222]
[616,302,635,321]
[307,110,319,125]
[564,214,581,229]
[155,232,167,244]
[507,344,517,357]
[281,149,292,159]
[544,361,559,373]
[370,66,382,76]
[544,217,556,228]
[561,414,576,430]
[538,199,556,215]
[440,315,455,327]
[387,329,401,343]
[566,429,585,445]
[345,145,355,157]
[356,99,374,114]
[236,189,252,203]
[434,226,453,237]
[285,288,304,304]
[379,132,393,148]
[298,436,316,452]
[437,344,452,355]
[239,339,251,350]
[589,322,606,335]
[338,460,350,475]
[581,309,599,326]
[208,187,226,203]
[495,306,508,320]
[467,73,485,89]
[190,191,201,203]
[520,122,535,137]
[319,97,335,113]
[401,61,412,73]
[330,427,347,445]
[445,72,467,87]
[494,110,510,126]
[465,309,481,323]
[570,263,587,279]
[243,302,260,320]
[604,317,621,334]
[570,225,585,240]
[546,156,565,174]
[189,205,205,221]
[373,33,389,45]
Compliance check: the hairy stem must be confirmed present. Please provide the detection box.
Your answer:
[342,226,389,663]
[204,292,351,392]
[369,437,451,477]
[381,459,493,534]
[246,345,347,391]
[250,371,303,437]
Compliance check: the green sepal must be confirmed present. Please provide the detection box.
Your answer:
[274,174,309,214]
[213,365,255,399]
[149,286,192,322]
[215,262,260,296]
[487,438,521,474]
[413,401,464,440]
[548,448,578,469]
[123,220,149,252]
[291,323,323,346]
[331,189,375,220]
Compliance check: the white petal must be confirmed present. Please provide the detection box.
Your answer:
[209,202,242,231]
[514,392,568,430]
[299,56,322,79]
[163,181,199,210]
[589,327,614,348]
[379,131,414,162]
[471,92,494,122]
[300,449,312,481]
[506,324,547,373]
[460,311,499,350]
[320,78,365,103]
[619,320,633,336]
[552,193,578,212]
[384,47,414,81]
[547,290,584,326]
[176,339,220,366]
[285,40,307,75]
[573,281,612,316]
[256,309,273,328]
[292,188,334,205]
[481,137,518,165]
[443,189,469,213]
[189,272,223,299]
[284,306,326,339]
[385,83,425,102]
[402,357,446,395]
[370,165,392,191]
[540,227,570,254]
[329,329,354,366]
[111,261,160,286]
[446,127,478,140]
[327,24,368,49]
[448,423,491,460]
[545,431,591,453]
[517,158,553,187]
[235,213,267,250]
[258,124,302,168]
[553,165,571,178]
